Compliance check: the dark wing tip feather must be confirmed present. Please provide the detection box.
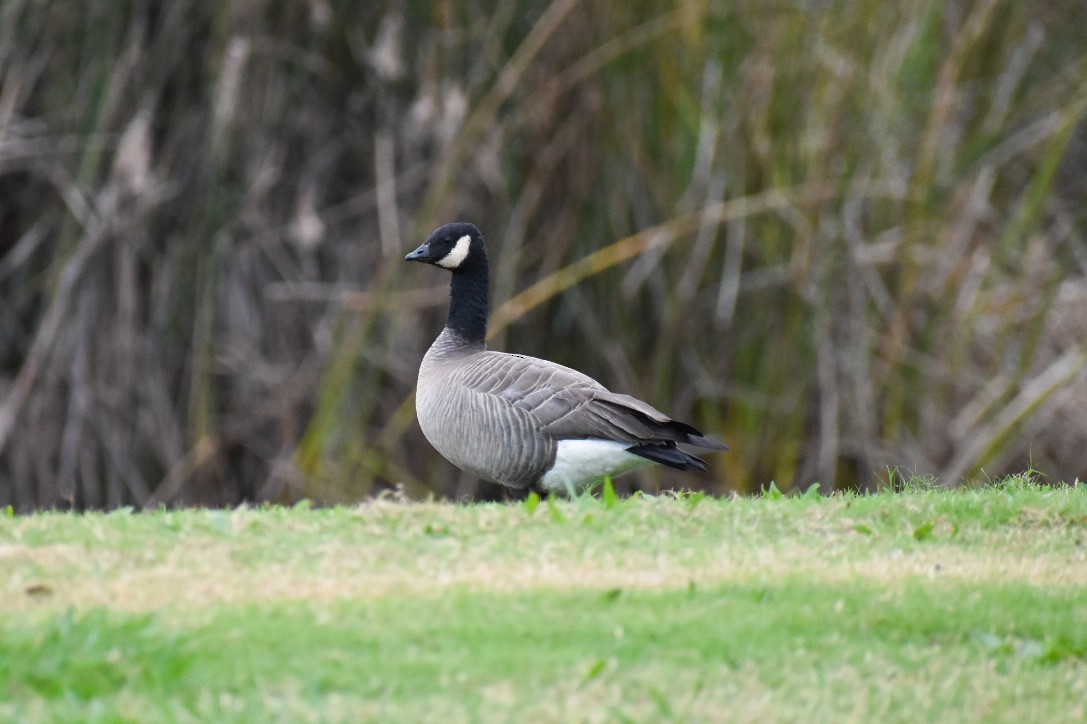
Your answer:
[642,414,728,451]
[626,444,707,472]
[685,433,729,451]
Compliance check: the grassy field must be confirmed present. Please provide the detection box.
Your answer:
[2,478,1086,722]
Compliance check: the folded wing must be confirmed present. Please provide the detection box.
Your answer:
[455,352,727,450]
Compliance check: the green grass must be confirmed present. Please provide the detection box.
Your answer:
[2,481,1086,721]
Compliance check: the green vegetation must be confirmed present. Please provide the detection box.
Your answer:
[3,481,1085,721]
[1,1,1085,508]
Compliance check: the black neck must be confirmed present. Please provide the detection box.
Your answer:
[445,256,489,346]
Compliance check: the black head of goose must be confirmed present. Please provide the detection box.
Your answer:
[405,222,727,495]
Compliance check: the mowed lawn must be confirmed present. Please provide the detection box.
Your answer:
[2,479,1086,722]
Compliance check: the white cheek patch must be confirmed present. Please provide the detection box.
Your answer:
[436,235,472,269]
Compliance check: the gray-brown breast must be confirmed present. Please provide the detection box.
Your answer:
[416,350,557,488]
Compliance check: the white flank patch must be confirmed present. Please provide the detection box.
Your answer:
[436,234,472,269]
[537,439,653,493]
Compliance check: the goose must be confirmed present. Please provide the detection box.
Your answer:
[405,222,727,495]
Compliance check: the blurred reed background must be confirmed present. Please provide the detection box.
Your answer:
[0,0,1085,510]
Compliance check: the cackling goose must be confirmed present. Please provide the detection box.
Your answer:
[405,222,727,495]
